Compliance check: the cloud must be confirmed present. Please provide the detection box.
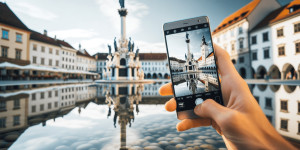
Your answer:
[95,0,149,34]
[49,29,98,39]
[47,118,96,129]
[10,2,57,21]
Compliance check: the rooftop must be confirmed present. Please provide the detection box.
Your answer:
[139,53,167,60]
[0,2,30,31]
[77,49,95,59]
[30,30,61,47]
[252,0,300,31]
[212,0,261,35]
[93,53,109,60]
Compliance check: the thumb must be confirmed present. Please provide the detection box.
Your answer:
[194,99,228,121]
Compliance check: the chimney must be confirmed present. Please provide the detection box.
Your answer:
[79,44,81,50]
[54,35,56,40]
[44,30,47,36]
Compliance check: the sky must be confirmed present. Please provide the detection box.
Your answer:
[166,27,213,60]
[2,0,291,55]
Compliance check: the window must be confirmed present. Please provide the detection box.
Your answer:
[231,29,234,37]
[296,42,300,53]
[33,44,37,51]
[32,93,36,100]
[280,100,288,112]
[239,56,244,63]
[56,50,59,55]
[56,60,59,67]
[41,92,44,99]
[41,58,45,65]
[277,28,284,37]
[238,27,243,34]
[13,99,20,109]
[49,59,52,66]
[16,33,22,42]
[48,103,52,109]
[280,119,288,131]
[239,40,243,49]
[0,101,6,111]
[13,115,20,126]
[55,102,58,107]
[298,122,300,134]
[278,46,285,56]
[48,91,52,98]
[263,48,270,59]
[32,105,36,113]
[49,48,53,54]
[55,90,58,97]
[15,49,21,60]
[231,43,235,51]
[294,22,300,33]
[251,36,257,45]
[265,98,272,109]
[298,102,300,114]
[252,51,257,61]
[266,115,272,123]
[41,46,45,52]
[40,104,44,111]
[0,118,6,128]
[1,46,8,58]
[33,56,37,64]
[2,29,8,39]
[254,96,259,104]
[263,32,269,42]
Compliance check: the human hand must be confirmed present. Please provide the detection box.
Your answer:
[159,45,296,150]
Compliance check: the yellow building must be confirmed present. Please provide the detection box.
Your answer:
[0,2,31,66]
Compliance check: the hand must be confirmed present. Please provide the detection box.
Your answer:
[159,45,296,150]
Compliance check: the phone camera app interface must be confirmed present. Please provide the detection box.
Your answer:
[165,23,223,111]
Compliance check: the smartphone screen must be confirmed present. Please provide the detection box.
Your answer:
[164,19,223,119]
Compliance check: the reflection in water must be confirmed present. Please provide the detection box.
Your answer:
[0,82,299,149]
[252,84,300,145]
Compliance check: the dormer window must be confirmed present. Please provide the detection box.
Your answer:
[289,5,300,13]
[290,7,294,13]
[241,11,248,17]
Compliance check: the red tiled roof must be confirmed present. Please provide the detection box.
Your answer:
[57,40,74,49]
[197,52,214,61]
[213,0,261,35]
[0,2,30,31]
[169,57,185,63]
[77,49,95,59]
[93,53,108,60]
[139,53,167,60]
[252,0,300,31]
[30,30,60,46]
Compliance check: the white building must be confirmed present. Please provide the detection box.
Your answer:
[76,49,97,73]
[250,1,300,80]
[212,0,281,79]
[30,30,62,69]
[139,53,170,79]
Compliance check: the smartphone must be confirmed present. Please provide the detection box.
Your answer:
[163,16,224,120]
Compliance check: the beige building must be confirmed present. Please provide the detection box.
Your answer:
[0,2,31,66]
[76,49,96,72]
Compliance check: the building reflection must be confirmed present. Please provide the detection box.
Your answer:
[0,84,97,149]
[252,84,300,144]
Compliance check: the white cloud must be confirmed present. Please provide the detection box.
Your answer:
[49,29,98,39]
[10,2,57,21]
[95,0,149,34]
[47,118,96,129]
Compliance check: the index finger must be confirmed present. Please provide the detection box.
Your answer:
[159,82,173,96]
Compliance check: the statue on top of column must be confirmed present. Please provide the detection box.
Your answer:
[131,42,135,52]
[128,37,132,51]
[114,37,118,52]
[119,0,125,8]
[108,44,112,54]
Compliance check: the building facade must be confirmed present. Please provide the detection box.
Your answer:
[212,0,281,79]
[250,1,300,80]
[0,3,31,66]
[139,53,169,79]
